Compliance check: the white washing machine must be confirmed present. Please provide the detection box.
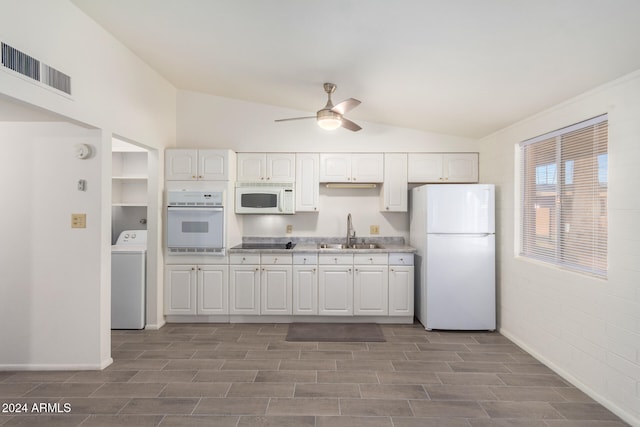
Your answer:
[112,230,147,329]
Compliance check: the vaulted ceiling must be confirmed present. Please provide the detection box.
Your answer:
[72,0,640,138]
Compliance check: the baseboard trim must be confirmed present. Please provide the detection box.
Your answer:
[500,327,638,427]
[0,360,112,371]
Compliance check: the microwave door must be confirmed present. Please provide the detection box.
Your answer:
[167,207,224,249]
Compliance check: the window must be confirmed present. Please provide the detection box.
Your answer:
[520,115,608,277]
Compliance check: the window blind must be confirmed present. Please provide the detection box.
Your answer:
[520,114,608,277]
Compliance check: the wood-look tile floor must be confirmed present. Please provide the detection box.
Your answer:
[0,322,629,426]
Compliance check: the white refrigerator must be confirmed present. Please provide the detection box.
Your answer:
[410,184,495,330]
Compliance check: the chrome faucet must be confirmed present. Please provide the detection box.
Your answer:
[346,213,356,247]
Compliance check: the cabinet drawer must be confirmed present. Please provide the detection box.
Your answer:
[261,253,293,265]
[389,253,414,266]
[319,254,353,265]
[293,254,318,265]
[354,253,388,265]
[230,254,260,265]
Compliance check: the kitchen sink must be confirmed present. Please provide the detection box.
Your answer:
[317,243,383,250]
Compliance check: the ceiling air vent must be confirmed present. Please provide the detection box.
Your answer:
[1,42,72,96]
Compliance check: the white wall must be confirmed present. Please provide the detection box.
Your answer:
[0,122,107,368]
[0,0,177,368]
[177,90,478,240]
[479,70,640,425]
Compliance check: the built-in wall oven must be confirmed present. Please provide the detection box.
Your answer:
[167,190,225,255]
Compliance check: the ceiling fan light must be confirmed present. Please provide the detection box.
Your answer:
[317,110,342,131]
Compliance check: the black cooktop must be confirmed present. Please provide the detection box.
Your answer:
[235,242,296,250]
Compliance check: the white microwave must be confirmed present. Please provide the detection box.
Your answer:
[235,182,295,214]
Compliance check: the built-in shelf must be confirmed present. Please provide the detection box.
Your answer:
[112,151,148,207]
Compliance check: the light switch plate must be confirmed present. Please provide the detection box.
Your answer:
[71,213,87,228]
[370,225,380,235]
[286,224,293,234]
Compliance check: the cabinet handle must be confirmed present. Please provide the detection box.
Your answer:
[314,207,317,211]
[242,257,246,262]
[386,206,389,210]
[261,268,265,271]
[267,177,270,180]
[198,175,203,178]
[355,268,359,272]
[347,177,351,181]
[261,177,264,180]
[353,177,356,181]
[391,268,395,272]
[191,267,195,270]
[348,268,352,273]
[255,268,259,272]
[197,267,201,271]
[312,268,316,273]
[274,257,278,263]
[192,175,196,179]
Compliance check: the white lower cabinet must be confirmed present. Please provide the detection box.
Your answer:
[388,253,414,316]
[166,251,415,321]
[293,254,318,315]
[260,254,293,315]
[198,266,229,315]
[354,254,389,315]
[318,254,354,315]
[165,265,228,315]
[229,255,261,315]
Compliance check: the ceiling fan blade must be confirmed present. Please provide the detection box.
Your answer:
[332,98,361,115]
[341,117,362,132]
[274,116,316,122]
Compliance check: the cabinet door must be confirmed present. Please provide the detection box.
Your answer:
[319,153,351,182]
[351,153,384,183]
[354,265,389,315]
[267,153,295,182]
[381,153,407,212]
[293,265,318,315]
[318,266,353,315]
[164,265,196,315]
[237,153,266,182]
[198,265,228,315]
[165,149,198,181]
[444,153,478,183]
[229,265,260,314]
[261,266,292,315]
[407,153,443,183]
[389,266,414,316]
[295,153,319,212]
[199,150,229,181]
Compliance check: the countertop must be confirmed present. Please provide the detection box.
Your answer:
[229,237,416,254]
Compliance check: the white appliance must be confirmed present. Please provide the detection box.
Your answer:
[235,182,295,214]
[112,230,147,329]
[167,190,225,255]
[410,184,496,330]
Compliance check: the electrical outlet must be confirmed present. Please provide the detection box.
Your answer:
[370,225,380,235]
[71,213,87,228]
[286,224,293,234]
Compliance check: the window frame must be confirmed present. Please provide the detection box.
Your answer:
[518,114,608,278]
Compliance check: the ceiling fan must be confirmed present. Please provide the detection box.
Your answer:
[275,83,362,132]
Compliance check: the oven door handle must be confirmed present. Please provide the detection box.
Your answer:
[168,207,223,212]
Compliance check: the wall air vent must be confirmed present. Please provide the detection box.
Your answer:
[1,42,72,96]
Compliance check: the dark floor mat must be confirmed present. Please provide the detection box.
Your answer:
[286,323,386,342]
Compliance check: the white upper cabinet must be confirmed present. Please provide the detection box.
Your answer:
[295,153,320,212]
[319,153,383,183]
[380,153,407,212]
[237,153,295,182]
[165,149,231,181]
[408,153,478,183]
